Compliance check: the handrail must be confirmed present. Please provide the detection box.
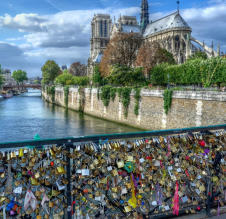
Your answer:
[0,124,225,218]
[0,124,225,148]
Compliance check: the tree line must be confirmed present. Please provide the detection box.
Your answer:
[93,32,226,88]
[0,64,28,88]
[41,32,226,88]
[41,60,89,86]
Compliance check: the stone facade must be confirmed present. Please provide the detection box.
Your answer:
[88,0,220,75]
[43,88,226,130]
[88,14,112,76]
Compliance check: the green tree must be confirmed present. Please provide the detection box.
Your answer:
[12,70,28,88]
[72,76,90,86]
[0,74,4,88]
[135,41,175,78]
[0,64,3,87]
[187,51,208,61]
[55,70,74,86]
[41,60,61,85]
[106,65,147,87]
[92,65,104,86]
[55,70,90,86]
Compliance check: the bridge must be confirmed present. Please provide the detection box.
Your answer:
[2,84,42,91]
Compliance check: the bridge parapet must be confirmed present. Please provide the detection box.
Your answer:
[0,125,225,218]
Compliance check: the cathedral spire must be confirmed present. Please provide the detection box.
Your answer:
[140,0,149,33]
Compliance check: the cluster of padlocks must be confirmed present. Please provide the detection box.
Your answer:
[0,130,225,218]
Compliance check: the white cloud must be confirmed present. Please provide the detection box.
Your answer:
[0,2,225,76]
[0,43,41,75]
[0,7,139,76]
[181,3,226,50]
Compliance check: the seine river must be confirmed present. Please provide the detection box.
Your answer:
[0,89,139,142]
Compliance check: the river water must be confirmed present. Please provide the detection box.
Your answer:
[0,89,139,142]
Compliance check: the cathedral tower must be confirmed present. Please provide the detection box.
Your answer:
[90,14,112,60]
[140,0,149,33]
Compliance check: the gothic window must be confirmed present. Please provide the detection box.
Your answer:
[181,55,184,63]
[104,20,107,37]
[175,35,180,51]
[92,24,94,37]
[100,20,103,37]
[182,41,186,50]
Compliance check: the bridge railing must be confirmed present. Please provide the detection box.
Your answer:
[0,124,225,218]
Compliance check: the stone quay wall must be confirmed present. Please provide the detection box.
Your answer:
[42,87,226,130]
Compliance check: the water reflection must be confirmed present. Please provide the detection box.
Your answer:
[0,89,139,142]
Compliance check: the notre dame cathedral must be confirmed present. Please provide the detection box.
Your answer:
[88,0,220,75]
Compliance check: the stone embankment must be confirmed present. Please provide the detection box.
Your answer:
[42,87,226,130]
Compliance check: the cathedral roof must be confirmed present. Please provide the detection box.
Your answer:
[121,25,141,34]
[143,11,191,37]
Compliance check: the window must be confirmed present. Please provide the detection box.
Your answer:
[100,20,103,37]
[104,20,107,37]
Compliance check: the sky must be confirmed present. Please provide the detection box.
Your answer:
[0,0,226,77]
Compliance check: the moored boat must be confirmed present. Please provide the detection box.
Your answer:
[2,91,13,98]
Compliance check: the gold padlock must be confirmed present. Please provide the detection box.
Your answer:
[49,201,54,208]
[57,166,65,174]
[117,160,124,168]
[19,149,24,157]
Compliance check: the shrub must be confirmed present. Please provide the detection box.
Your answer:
[55,70,90,86]
[150,57,226,87]
[100,85,111,107]
[55,71,74,86]
[150,63,168,86]
[107,65,147,86]
[72,76,90,86]
[92,65,104,86]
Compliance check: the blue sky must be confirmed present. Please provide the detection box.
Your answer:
[0,0,226,76]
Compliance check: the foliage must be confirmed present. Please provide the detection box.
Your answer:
[99,33,142,77]
[0,74,4,87]
[118,87,132,117]
[55,70,74,85]
[163,89,173,114]
[12,70,28,85]
[150,63,169,86]
[78,87,85,112]
[107,65,147,87]
[136,42,175,77]
[69,62,87,76]
[97,88,100,100]
[92,65,105,86]
[41,60,61,85]
[187,51,208,61]
[46,85,55,102]
[110,87,117,102]
[55,70,90,86]
[150,57,226,87]
[100,85,111,107]
[72,76,90,86]
[64,86,70,108]
[0,65,4,87]
[33,80,41,84]
[134,88,141,116]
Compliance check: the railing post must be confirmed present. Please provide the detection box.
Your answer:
[66,143,72,219]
